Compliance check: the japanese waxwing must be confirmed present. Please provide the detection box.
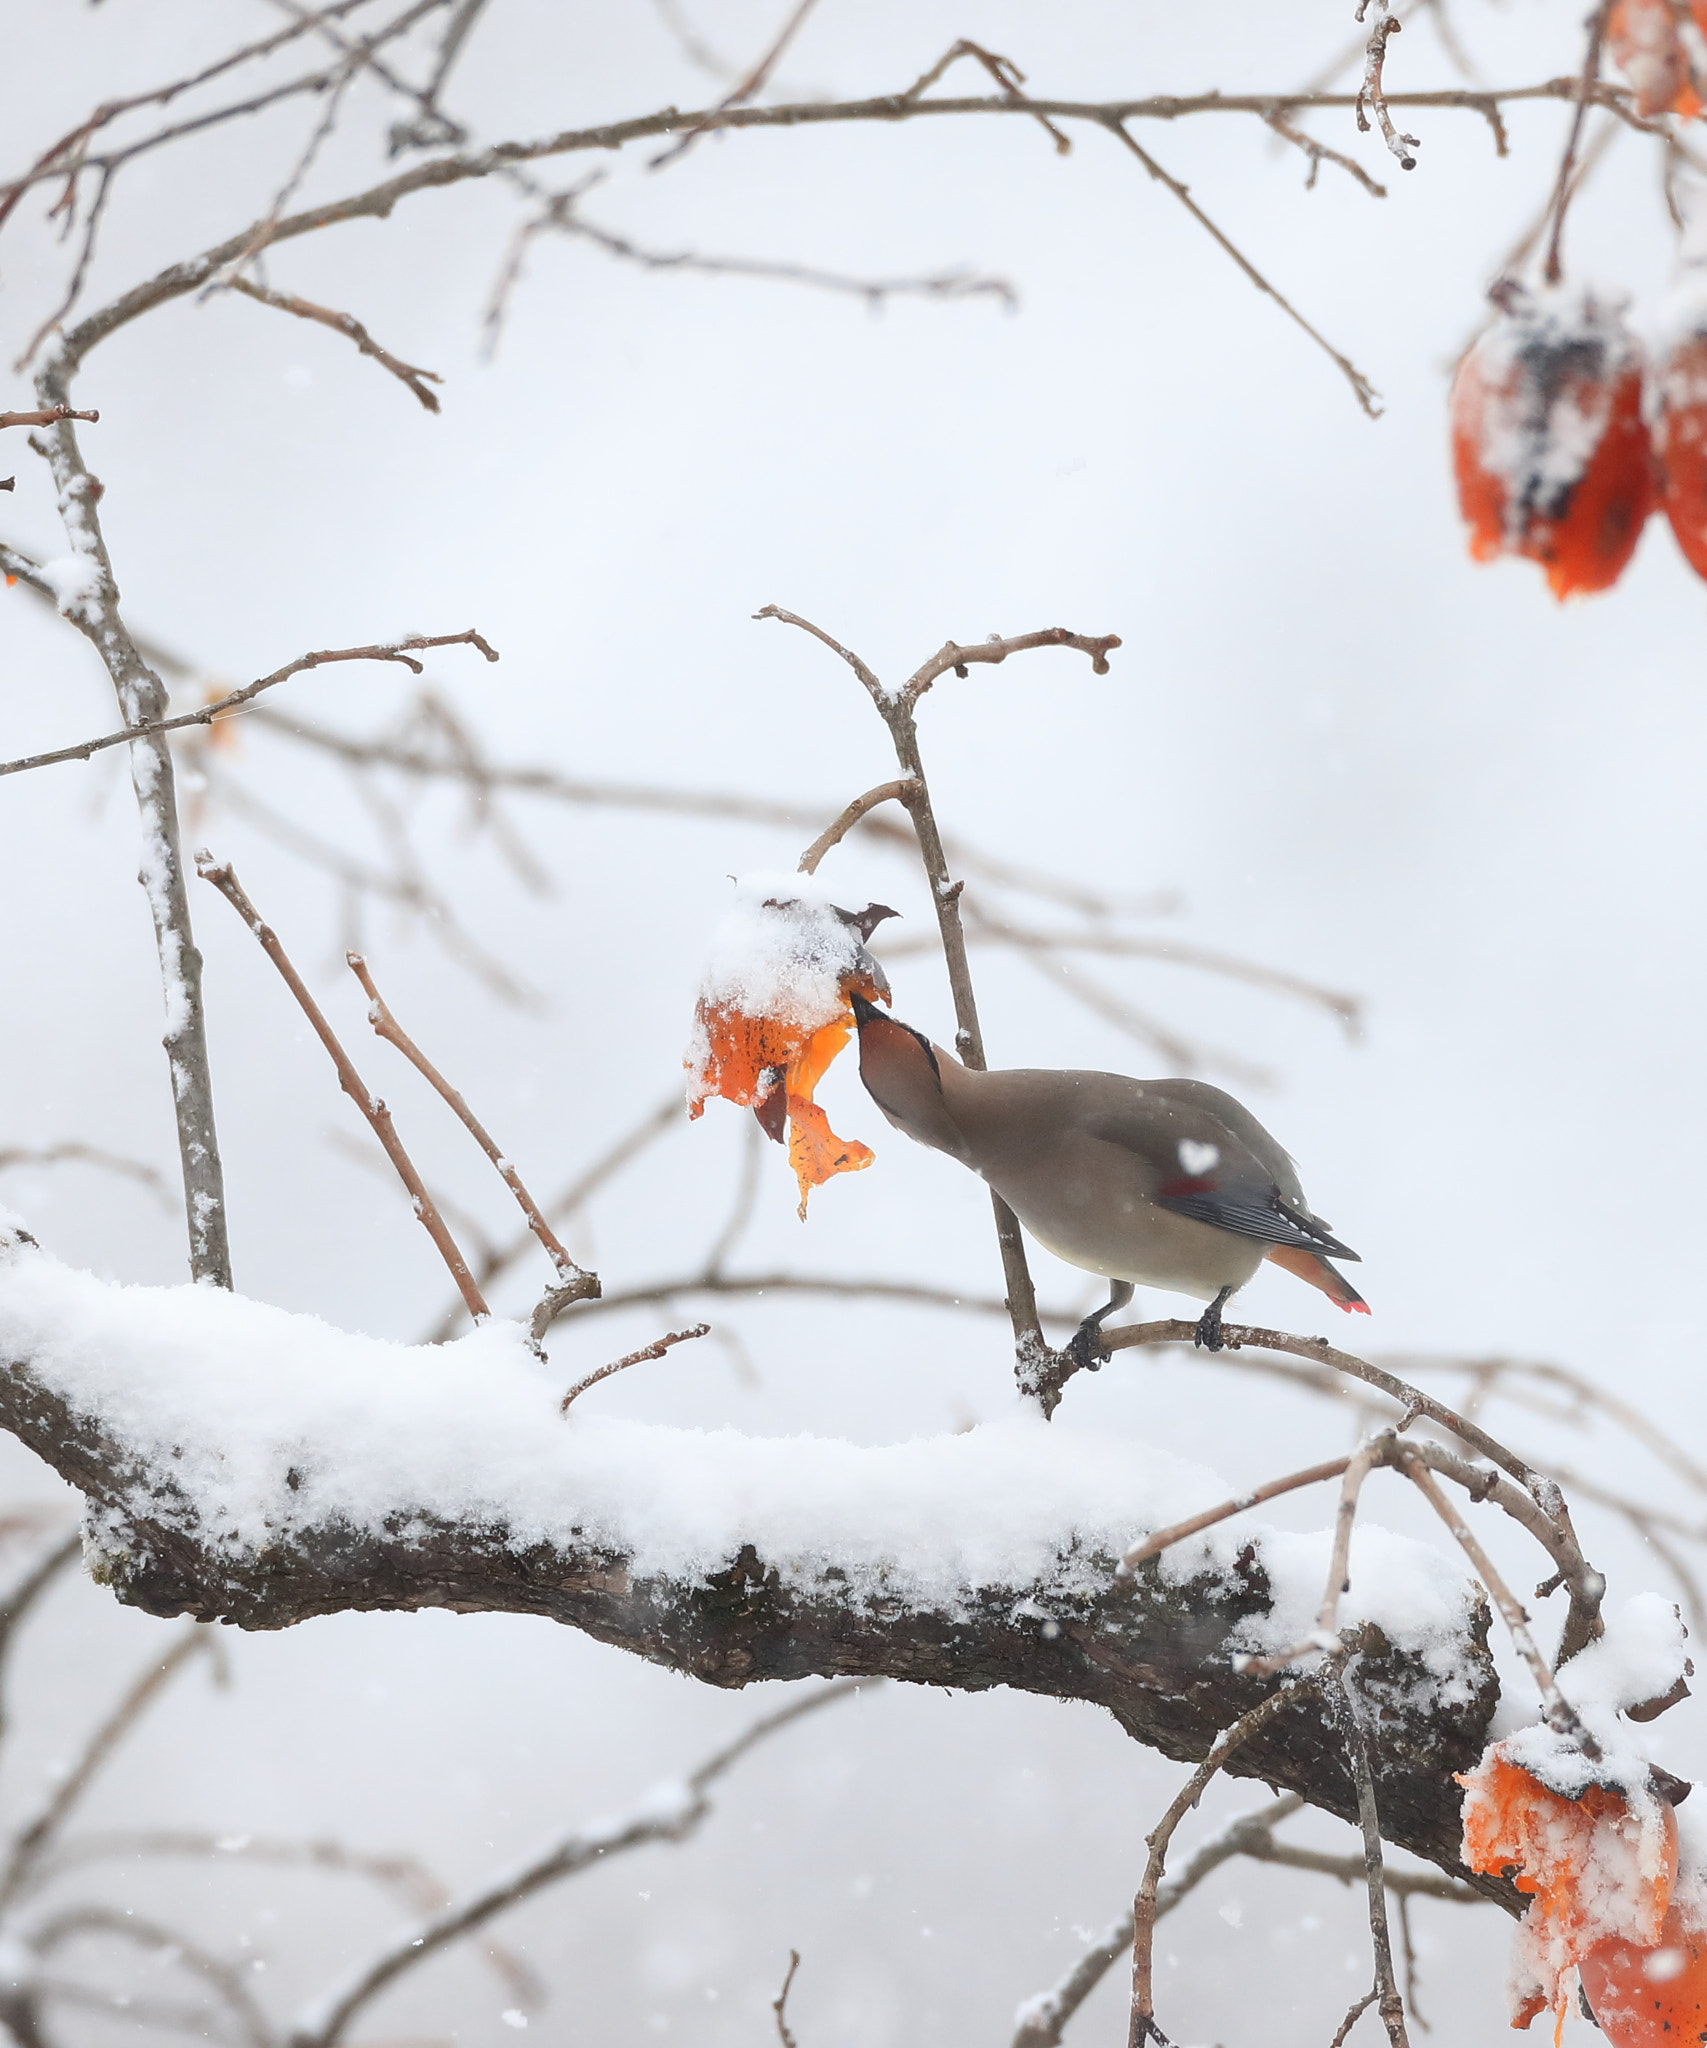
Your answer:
[850,995,1366,1362]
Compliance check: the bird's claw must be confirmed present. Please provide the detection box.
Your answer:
[1193,1287,1233,1353]
[1065,1324,1108,1375]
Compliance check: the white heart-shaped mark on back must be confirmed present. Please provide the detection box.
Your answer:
[1178,1139,1220,1176]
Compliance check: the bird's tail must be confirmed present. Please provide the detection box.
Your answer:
[1264,1245,1370,1315]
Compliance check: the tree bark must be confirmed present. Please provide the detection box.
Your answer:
[0,1337,1505,1903]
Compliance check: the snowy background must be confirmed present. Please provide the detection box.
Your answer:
[3,2,1707,2042]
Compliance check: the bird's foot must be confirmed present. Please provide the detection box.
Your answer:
[1193,1287,1234,1353]
[1065,1321,1109,1375]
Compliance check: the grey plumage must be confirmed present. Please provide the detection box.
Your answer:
[850,996,1366,1354]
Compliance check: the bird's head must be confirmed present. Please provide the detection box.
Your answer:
[849,992,966,1159]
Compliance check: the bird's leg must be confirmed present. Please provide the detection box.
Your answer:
[1066,1280,1135,1374]
[1194,1285,1234,1353]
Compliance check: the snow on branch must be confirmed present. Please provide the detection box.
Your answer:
[0,1230,1500,1892]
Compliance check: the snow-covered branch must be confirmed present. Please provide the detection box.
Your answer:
[0,1231,1501,1898]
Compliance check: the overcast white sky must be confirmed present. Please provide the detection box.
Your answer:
[3,4,1706,2043]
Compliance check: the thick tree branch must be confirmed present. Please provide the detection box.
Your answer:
[0,1269,1503,1904]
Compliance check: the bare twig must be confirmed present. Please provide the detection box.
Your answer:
[0,1534,81,1741]
[904,40,1073,154]
[0,406,97,431]
[1129,1683,1317,2047]
[0,1633,217,1914]
[195,856,490,1323]
[773,1950,802,2047]
[1264,108,1388,194]
[651,0,821,168]
[797,779,919,873]
[1356,5,1422,169]
[228,275,443,409]
[289,1679,873,2048]
[1117,1454,1355,1574]
[1101,119,1382,418]
[1011,1795,1303,2048]
[0,1144,168,1205]
[1543,0,1615,282]
[0,630,497,780]
[1327,1664,1411,2047]
[345,951,594,1302]
[428,1094,681,1340]
[1241,1436,1390,1677]
[1398,1450,1581,1738]
[44,80,1655,386]
[25,1906,273,2048]
[559,1323,711,1412]
[1092,1320,1607,1660]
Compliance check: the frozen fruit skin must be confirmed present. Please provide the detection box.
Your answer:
[1654,325,1707,581]
[1607,0,1704,118]
[684,876,890,1216]
[1581,1905,1707,2048]
[1449,285,1656,599]
[1460,1749,1678,2038]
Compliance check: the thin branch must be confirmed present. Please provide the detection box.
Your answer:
[1117,1455,1355,1574]
[772,1950,802,2048]
[1543,0,1615,282]
[1398,1451,1581,1738]
[1241,1436,1389,1677]
[1327,1664,1411,2047]
[195,856,490,1323]
[0,1534,82,1741]
[903,40,1073,154]
[345,950,593,1298]
[504,197,1016,325]
[1010,1795,1304,2048]
[427,1093,681,1340]
[1101,118,1382,419]
[797,779,919,873]
[1356,6,1421,170]
[25,1905,274,2048]
[48,81,1655,380]
[289,1679,873,2048]
[228,276,443,409]
[0,1143,168,1205]
[559,1323,710,1412]
[0,406,97,431]
[0,0,386,233]
[0,1633,216,1914]
[651,0,822,168]
[1264,108,1388,194]
[0,631,496,780]
[35,1827,539,2010]
[1129,1682,1318,2047]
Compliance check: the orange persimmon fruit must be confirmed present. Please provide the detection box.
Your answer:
[1653,308,1707,582]
[1608,0,1706,118]
[1450,283,1655,598]
[686,882,893,1217]
[1460,1748,1681,2042]
[1581,1905,1707,2046]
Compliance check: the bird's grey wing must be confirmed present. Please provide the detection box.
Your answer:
[1081,1080,1357,1260]
[1147,1178,1360,1261]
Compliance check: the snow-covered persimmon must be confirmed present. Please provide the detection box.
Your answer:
[1450,284,1655,598]
[1652,280,1707,582]
[1580,1905,1707,2046]
[1460,1743,1679,2041]
[1607,0,1706,118]
[685,875,894,1216]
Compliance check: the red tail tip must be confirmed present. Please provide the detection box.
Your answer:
[1341,1299,1372,1315]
